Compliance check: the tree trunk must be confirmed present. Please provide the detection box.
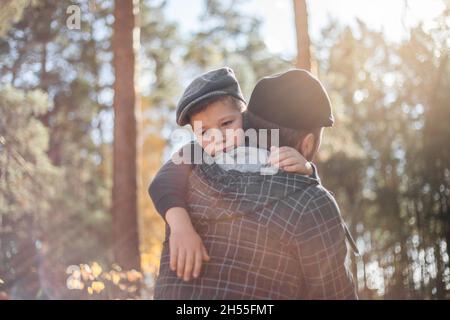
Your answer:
[112,0,141,275]
[292,0,311,71]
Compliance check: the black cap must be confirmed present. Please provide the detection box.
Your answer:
[247,69,334,130]
[176,67,246,126]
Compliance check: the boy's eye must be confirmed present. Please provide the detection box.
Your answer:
[222,120,232,126]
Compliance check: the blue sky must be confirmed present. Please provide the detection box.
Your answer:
[165,0,445,58]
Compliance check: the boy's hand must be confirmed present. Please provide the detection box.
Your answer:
[267,146,313,175]
[166,207,210,282]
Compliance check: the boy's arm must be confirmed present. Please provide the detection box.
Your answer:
[148,159,191,220]
[148,142,210,281]
[267,146,313,175]
[165,206,210,281]
[148,141,203,220]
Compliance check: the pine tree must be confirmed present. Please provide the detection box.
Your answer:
[292,0,311,71]
[112,0,141,278]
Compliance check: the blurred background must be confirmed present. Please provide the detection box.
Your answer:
[0,0,449,299]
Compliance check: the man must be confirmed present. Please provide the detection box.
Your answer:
[152,69,358,299]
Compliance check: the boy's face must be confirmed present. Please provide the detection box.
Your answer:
[190,99,244,157]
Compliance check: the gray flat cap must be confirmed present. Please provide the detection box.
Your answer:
[176,67,246,126]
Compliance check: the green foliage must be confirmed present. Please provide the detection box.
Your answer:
[317,13,450,298]
[0,85,59,220]
[0,0,115,298]
[0,85,60,298]
[0,0,37,37]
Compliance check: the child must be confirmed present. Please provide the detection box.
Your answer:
[149,67,312,282]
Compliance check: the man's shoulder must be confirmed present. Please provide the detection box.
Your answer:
[288,184,346,249]
[298,184,341,221]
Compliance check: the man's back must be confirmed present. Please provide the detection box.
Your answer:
[155,216,303,299]
[154,162,357,299]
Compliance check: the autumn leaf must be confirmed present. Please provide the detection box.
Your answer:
[91,262,103,278]
[111,271,121,285]
[126,269,142,282]
[91,281,105,293]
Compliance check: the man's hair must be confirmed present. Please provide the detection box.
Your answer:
[245,110,321,150]
[187,95,246,125]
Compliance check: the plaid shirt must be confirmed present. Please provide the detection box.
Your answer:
[154,161,358,300]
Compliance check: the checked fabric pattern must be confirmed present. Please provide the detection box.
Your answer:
[154,162,358,300]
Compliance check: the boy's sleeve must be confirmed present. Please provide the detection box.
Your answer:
[148,159,192,220]
[148,142,201,220]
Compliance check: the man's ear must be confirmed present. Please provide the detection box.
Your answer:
[299,133,315,161]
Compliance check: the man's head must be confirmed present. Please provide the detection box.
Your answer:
[176,67,247,156]
[246,69,333,161]
[246,111,323,161]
